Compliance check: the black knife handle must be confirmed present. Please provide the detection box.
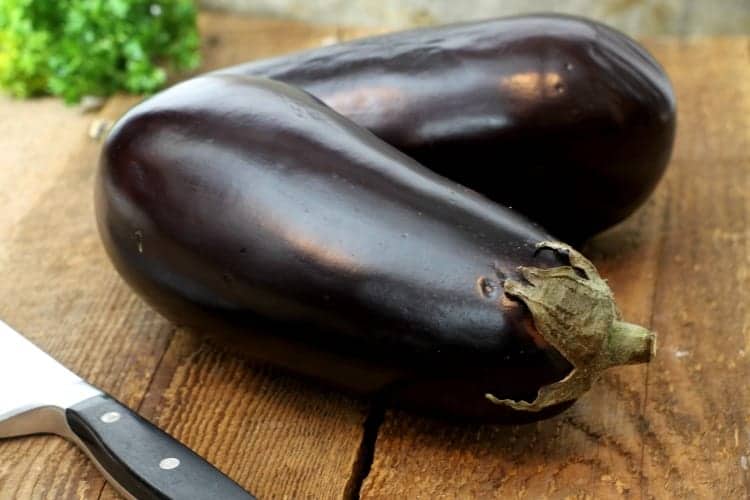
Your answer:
[66,394,255,500]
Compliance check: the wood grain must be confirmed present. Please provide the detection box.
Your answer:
[0,10,748,500]
[360,37,750,499]
[0,96,175,498]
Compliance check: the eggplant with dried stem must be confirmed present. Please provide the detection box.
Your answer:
[96,75,654,422]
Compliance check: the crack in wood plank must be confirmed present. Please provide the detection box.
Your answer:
[344,402,386,499]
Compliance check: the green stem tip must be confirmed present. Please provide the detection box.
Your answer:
[603,320,656,368]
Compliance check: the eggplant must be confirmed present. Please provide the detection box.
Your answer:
[95,74,654,422]
[220,15,676,242]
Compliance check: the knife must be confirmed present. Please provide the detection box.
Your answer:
[0,320,256,500]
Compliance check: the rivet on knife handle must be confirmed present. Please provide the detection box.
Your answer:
[65,394,255,500]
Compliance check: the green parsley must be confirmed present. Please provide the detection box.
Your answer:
[0,0,200,103]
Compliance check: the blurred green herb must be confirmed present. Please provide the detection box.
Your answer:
[0,0,200,103]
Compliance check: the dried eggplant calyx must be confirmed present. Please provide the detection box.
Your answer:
[486,241,655,412]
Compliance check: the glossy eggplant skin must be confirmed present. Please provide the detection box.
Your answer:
[96,74,575,422]
[221,15,676,242]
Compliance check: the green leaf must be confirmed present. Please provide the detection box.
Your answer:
[0,0,200,103]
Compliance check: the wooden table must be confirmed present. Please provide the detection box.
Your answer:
[0,12,748,499]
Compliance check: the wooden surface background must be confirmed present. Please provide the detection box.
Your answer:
[0,12,748,500]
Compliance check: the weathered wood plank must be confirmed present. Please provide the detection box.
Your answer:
[360,37,750,499]
[637,37,750,499]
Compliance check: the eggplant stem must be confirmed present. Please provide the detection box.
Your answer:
[486,241,655,412]
[603,320,656,368]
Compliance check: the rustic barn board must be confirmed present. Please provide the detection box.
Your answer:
[0,10,747,500]
[360,37,750,499]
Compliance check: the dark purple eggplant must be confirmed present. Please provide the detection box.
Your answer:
[220,15,676,242]
[95,74,654,422]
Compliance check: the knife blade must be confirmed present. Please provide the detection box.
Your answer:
[0,319,256,500]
